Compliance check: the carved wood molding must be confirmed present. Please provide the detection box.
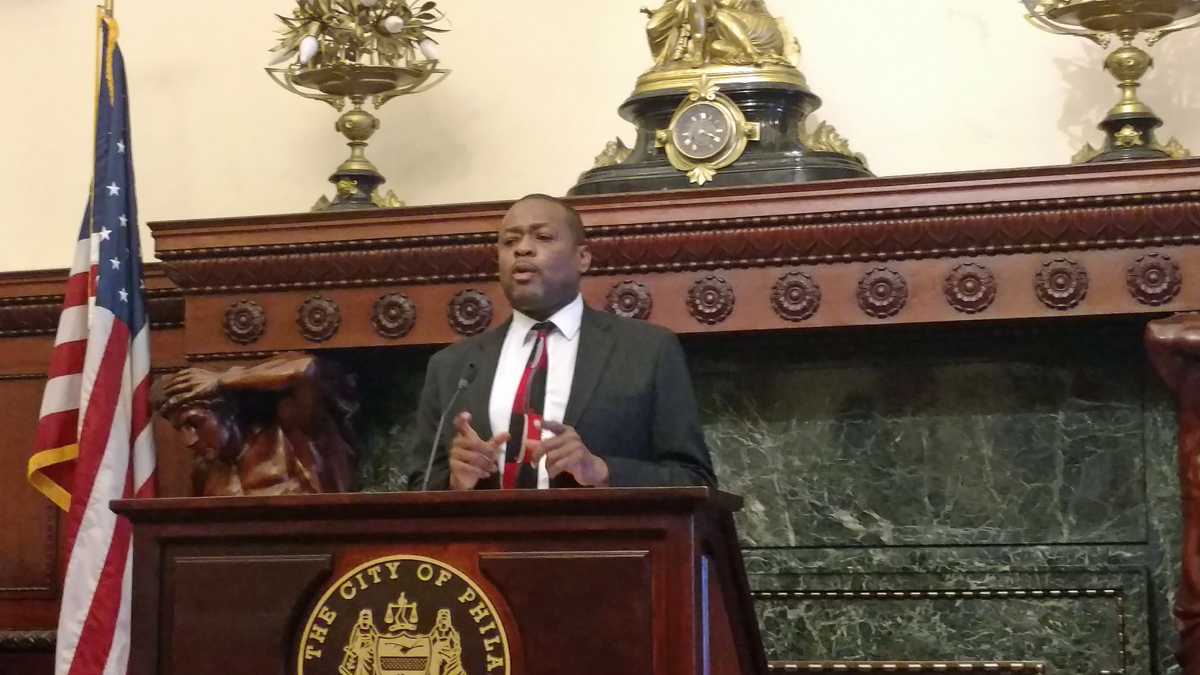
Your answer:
[0,265,183,336]
[152,187,1200,294]
[0,630,55,652]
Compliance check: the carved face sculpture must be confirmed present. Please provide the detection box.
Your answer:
[174,402,239,463]
[497,198,591,320]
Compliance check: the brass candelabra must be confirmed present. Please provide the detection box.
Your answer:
[266,0,449,210]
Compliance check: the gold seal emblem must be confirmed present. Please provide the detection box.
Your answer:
[297,555,510,675]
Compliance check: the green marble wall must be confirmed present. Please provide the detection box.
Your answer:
[348,319,1180,675]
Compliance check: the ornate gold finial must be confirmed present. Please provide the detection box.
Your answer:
[687,166,717,186]
[1158,137,1193,159]
[592,138,634,168]
[688,73,720,101]
[1113,124,1144,148]
[371,189,405,208]
[1071,142,1103,164]
[798,121,869,168]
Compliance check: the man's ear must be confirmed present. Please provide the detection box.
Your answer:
[577,244,592,274]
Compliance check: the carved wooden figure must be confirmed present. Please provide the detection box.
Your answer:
[151,352,358,497]
[1146,313,1200,675]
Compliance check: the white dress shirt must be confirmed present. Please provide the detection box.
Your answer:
[488,294,583,489]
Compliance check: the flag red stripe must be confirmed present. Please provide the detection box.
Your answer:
[63,271,90,308]
[63,516,131,675]
[35,408,80,451]
[47,340,88,379]
[128,377,150,447]
[135,474,155,499]
[64,320,130,555]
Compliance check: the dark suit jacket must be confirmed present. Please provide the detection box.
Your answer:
[410,306,716,489]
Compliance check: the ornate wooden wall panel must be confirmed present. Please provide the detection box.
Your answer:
[150,160,1200,358]
[0,376,60,626]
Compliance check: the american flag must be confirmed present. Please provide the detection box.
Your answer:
[26,12,156,675]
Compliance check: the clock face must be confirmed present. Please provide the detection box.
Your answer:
[672,102,734,161]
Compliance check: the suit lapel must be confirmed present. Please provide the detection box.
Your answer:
[463,320,508,441]
[564,308,615,427]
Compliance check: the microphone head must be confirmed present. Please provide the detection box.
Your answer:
[457,361,478,389]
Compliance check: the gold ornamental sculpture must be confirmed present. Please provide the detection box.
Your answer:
[267,0,449,210]
[571,0,872,195]
[1023,0,1197,163]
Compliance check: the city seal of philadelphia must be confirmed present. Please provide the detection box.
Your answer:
[296,555,511,675]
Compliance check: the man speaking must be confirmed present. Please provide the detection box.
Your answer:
[413,194,716,490]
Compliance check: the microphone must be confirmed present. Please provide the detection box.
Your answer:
[420,362,478,491]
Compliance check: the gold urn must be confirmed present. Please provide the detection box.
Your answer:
[266,0,449,210]
[1024,0,1198,162]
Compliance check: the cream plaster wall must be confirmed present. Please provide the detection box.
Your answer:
[2,1,1199,273]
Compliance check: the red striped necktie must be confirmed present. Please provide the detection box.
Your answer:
[503,321,555,489]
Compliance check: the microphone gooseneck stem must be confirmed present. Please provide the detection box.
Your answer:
[420,363,477,491]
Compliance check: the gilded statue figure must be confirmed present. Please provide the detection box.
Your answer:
[1146,313,1200,675]
[151,352,358,497]
[339,610,379,675]
[643,0,790,70]
[429,609,467,675]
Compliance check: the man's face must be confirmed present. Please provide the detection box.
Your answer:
[497,199,591,320]
[175,405,234,462]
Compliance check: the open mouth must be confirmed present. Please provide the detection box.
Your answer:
[510,263,539,282]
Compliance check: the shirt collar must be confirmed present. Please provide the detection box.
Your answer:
[510,293,584,342]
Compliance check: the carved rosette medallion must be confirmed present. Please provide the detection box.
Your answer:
[857,267,908,319]
[687,275,735,325]
[1127,252,1182,306]
[298,295,341,342]
[448,289,493,336]
[223,300,266,345]
[371,293,417,339]
[944,262,997,314]
[1035,258,1089,311]
[607,280,653,320]
[295,554,510,675]
[771,271,821,322]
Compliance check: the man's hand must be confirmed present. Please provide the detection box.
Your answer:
[527,421,609,487]
[448,412,509,491]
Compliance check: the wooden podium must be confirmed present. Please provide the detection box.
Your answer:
[112,488,765,675]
